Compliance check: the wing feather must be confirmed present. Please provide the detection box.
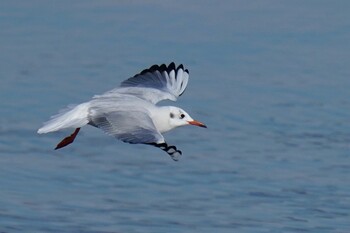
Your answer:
[90,107,164,144]
[99,63,190,104]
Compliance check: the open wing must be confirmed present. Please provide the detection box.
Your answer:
[90,110,164,144]
[97,63,189,104]
[90,109,182,161]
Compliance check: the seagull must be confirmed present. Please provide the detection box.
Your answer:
[37,62,206,161]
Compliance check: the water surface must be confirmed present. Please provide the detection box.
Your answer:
[1,1,350,232]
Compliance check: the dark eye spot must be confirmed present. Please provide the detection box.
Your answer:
[180,114,185,119]
[170,113,174,118]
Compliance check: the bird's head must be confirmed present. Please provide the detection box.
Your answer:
[168,106,207,129]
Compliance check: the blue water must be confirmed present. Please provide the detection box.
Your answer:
[1,1,350,232]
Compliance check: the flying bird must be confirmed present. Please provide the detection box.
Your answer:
[37,63,206,161]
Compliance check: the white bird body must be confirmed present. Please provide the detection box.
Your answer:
[38,63,206,161]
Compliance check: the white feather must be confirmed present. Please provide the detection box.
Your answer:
[37,102,90,133]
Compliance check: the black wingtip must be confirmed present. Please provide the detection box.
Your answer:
[147,142,182,161]
[159,64,167,73]
[167,62,176,73]
[149,64,160,72]
[176,64,184,72]
[135,62,188,77]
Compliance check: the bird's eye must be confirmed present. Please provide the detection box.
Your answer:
[180,114,185,119]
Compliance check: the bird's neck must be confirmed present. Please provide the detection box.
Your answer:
[151,106,173,133]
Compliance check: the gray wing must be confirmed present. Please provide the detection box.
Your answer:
[89,97,183,161]
[91,111,182,161]
[90,110,164,144]
[97,63,189,104]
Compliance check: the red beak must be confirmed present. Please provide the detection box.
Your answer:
[188,120,207,128]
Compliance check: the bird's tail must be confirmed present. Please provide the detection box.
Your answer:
[37,102,90,134]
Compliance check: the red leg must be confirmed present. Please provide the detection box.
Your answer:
[55,128,81,150]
